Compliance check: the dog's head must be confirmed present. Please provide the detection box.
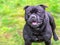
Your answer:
[24,5,47,28]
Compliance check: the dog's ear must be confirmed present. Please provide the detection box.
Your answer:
[39,5,47,9]
[24,6,29,10]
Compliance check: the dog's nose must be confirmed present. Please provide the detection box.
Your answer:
[29,14,36,21]
[31,15,36,19]
[32,16,35,18]
[32,16,36,20]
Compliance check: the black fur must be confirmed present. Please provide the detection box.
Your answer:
[23,5,58,45]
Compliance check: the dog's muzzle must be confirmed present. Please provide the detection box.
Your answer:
[28,14,38,25]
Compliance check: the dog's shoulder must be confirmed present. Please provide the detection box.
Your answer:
[46,12,53,19]
[24,24,29,30]
[45,12,54,22]
[45,12,52,18]
[45,12,56,29]
[23,24,32,32]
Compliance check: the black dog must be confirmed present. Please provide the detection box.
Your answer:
[23,5,58,45]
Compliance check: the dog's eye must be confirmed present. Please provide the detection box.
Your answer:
[27,13,31,16]
[29,12,31,15]
[38,11,41,13]
[28,15,29,18]
[37,11,41,14]
[27,13,31,18]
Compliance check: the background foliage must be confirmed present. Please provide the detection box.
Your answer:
[0,0,60,45]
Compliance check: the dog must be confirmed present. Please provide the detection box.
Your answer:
[23,5,58,45]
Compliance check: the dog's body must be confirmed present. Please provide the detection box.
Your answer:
[23,5,58,45]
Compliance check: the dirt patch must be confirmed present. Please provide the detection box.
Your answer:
[3,33,12,39]
[17,30,23,36]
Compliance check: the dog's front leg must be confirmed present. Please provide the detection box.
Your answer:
[43,32,52,45]
[25,40,32,45]
[45,40,52,45]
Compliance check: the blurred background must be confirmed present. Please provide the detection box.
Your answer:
[0,0,60,45]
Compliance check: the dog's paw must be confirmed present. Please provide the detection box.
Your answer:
[53,36,59,41]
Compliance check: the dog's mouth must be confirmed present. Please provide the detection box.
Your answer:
[31,21,38,25]
[31,21,42,26]
[32,22,37,25]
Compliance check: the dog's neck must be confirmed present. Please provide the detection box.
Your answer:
[30,23,46,36]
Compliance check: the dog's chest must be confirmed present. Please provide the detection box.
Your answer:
[31,31,44,42]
